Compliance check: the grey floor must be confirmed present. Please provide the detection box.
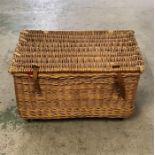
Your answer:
[0,0,154,155]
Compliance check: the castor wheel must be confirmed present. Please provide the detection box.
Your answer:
[25,119,33,122]
[118,118,124,120]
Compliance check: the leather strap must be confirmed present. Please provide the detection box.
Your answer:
[32,65,41,94]
[113,73,126,99]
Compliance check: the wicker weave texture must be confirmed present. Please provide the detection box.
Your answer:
[14,73,139,119]
[9,30,144,73]
[9,30,144,119]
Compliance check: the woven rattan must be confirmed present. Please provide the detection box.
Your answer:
[9,30,144,119]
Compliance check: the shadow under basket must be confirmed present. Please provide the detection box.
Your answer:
[9,30,144,119]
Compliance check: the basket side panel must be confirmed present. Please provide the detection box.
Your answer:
[14,74,140,119]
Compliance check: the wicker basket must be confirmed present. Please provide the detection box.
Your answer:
[9,30,144,119]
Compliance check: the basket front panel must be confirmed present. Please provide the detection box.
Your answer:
[14,75,139,119]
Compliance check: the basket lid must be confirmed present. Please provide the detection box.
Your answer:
[9,30,144,74]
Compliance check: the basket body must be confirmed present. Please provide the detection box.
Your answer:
[14,73,139,119]
[9,30,144,119]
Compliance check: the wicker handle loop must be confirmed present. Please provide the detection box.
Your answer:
[32,65,41,94]
[114,74,126,99]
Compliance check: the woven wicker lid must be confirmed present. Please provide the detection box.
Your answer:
[9,30,144,74]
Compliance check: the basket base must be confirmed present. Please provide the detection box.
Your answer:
[19,109,133,120]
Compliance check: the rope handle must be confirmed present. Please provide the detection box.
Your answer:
[32,65,41,94]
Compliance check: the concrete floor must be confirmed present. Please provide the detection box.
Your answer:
[0,0,153,154]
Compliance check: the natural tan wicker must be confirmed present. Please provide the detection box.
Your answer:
[9,30,144,119]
